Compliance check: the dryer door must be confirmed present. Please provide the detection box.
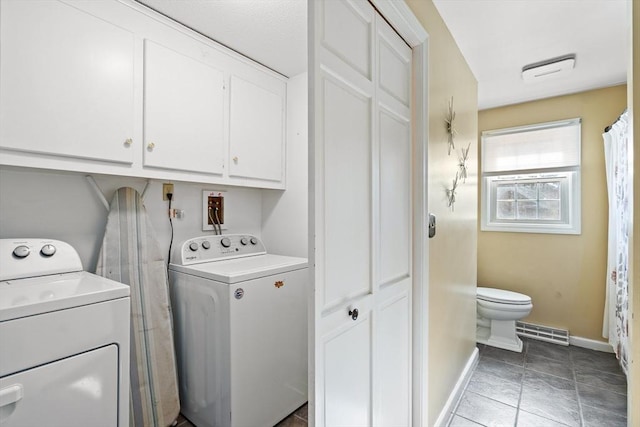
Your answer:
[0,345,118,426]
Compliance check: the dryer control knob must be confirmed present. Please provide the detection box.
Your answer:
[13,245,30,258]
[40,244,56,257]
[189,242,199,252]
[240,237,248,246]
[250,237,258,245]
[202,241,211,250]
[221,237,231,248]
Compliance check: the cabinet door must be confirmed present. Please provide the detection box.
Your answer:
[144,40,225,175]
[0,0,135,164]
[229,76,285,183]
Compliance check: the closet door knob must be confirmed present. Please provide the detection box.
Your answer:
[147,142,155,150]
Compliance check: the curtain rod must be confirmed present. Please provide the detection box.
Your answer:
[604,108,629,133]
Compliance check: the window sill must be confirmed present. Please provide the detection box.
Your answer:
[480,222,581,235]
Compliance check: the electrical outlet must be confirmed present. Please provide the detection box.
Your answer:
[207,196,224,225]
[163,183,174,201]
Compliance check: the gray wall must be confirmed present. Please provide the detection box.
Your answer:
[0,167,262,271]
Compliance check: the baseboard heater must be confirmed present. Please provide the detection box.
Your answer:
[516,321,569,346]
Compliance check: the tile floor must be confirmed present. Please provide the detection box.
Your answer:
[175,403,308,427]
[451,338,628,427]
[175,338,627,427]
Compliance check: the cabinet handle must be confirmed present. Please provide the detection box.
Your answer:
[232,156,238,163]
[124,138,133,146]
[147,142,155,150]
[0,384,23,407]
[348,308,359,321]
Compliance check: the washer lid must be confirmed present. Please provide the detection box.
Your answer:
[477,287,531,305]
[170,254,308,284]
[0,271,130,321]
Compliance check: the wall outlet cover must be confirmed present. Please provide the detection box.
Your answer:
[163,183,174,201]
[202,190,228,231]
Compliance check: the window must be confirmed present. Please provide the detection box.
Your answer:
[481,118,581,234]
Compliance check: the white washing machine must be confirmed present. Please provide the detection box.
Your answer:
[0,238,130,427]
[169,234,308,427]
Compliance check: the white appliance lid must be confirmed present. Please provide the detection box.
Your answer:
[170,254,308,284]
[477,287,531,305]
[0,271,130,321]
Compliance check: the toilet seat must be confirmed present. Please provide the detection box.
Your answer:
[477,299,533,313]
[477,287,531,305]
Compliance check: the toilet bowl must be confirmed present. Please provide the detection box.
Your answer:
[476,287,532,353]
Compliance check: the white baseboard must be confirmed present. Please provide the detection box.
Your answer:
[569,335,614,353]
[434,347,479,427]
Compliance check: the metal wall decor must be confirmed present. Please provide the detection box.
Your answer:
[458,143,471,183]
[445,96,456,155]
[446,172,459,211]
[443,96,471,212]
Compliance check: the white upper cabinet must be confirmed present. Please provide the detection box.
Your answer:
[143,40,225,175]
[0,0,287,190]
[0,0,135,164]
[229,76,285,183]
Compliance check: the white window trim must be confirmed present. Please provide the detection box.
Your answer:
[481,170,581,234]
[480,119,582,235]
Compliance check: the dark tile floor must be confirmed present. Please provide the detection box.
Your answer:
[175,403,308,427]
[451,338,628,427]
[175,339,626,427]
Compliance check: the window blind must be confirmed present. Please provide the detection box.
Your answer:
[482,119,581,173]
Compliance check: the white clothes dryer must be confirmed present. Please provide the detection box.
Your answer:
[169,234,308,427]
[0,238,130,427]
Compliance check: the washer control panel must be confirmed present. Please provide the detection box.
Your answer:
[176,234,266,265]
[0,239,83,281]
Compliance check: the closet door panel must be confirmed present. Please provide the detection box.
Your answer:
[0,0,134,164]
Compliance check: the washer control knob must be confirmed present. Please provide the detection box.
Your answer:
[201,241,211,250]
[240,237,248,246]
[221,237,231,248]
[189,242,199,252]
[13,245,30,258]
[250,237,258,245]
[40,244,56,257]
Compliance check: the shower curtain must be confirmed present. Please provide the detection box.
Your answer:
[602,110,630,375]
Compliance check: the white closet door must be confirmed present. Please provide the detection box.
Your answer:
[143,40,225,175]
[375,14,412,426]
[310,0,413,425]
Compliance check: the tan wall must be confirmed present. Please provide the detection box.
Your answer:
[629,0,639,422]
[478,85,627,341]
[406,1,478,424]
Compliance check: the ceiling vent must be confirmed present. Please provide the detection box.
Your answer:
[522,54,576,84]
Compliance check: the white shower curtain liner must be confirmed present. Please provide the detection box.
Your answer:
[602,110,630,376]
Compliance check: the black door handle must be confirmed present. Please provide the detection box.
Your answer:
[348,308,359,321]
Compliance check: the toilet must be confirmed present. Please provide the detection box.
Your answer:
[476,287,533,353]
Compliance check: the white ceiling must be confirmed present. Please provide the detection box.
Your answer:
[137,1,629,109]
[433,0,630,110]
[137,0,307,77]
